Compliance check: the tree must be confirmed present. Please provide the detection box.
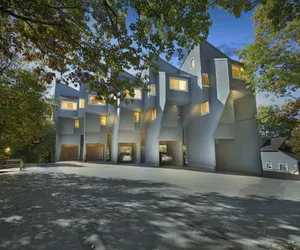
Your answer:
[239,0,300,101]
[0,0,259,105]
[0,58,53,159]
[11,122,56,163]
[257,100,300,155]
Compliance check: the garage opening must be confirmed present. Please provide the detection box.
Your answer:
[118,143,140,163]
[60,144,79,161]
[159,141,183,166]
[86,143,105,161]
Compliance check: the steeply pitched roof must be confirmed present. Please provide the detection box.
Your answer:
[280,151,300,162]
[261,137,289,151]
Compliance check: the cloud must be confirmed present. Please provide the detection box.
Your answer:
[217,40,249,58]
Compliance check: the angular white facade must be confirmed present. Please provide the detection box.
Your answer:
[54,41,262,175]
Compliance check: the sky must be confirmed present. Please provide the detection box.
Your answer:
[50,7,299,107]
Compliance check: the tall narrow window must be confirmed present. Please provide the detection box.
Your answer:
[89,95,106,105]
[79,99,85,108]
[100,116,107,125]
[134,112,140,122]
[151,108,156,120]
[190,58,195,69]
[202,74,210,87]
[200,101,210,115]
[150,84,156,95]
[74,119,80,128]
[169,78,188,91]
[61,101,77,110]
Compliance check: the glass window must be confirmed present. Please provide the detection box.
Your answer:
[89,95,105,105]
[79,99,85,108]
[61,101,77,110]
[100,116,107,125]
[201,101,209,115]
[74,119,80,128]
[150,84,156,95]
[232,64,246,80]
[126,89,142,99]
[190,58,195,69]
[151,108,156,120]
[202,74,209,87]
[279,163,288,171]
[266,162,272,169]
[134,112,140,122]
[169,78,188,91]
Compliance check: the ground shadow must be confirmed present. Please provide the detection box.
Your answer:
[0,173,299,250]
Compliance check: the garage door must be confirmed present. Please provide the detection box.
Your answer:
[60,145,79,161]
[86,144,104,161]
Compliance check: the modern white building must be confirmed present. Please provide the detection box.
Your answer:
[54,41,262,175]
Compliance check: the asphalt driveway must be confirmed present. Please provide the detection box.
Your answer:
[0,163,299,250]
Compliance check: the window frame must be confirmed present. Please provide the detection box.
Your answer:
[169,77,189,92]
[266,162,272,169]
[151,108,156,120]
[279,163,288,172]
[74,119,80,128]
[126,88,143,100]
[202,73,210,87]
[190,58,195,69]
[150,84,156,96]
[88,94,106,105]
[79,99,85,108]
[200,101,210,116]
[99,115,107,126]
[134,112,140,122]
[231,64,245,80]
[61,101,78,111]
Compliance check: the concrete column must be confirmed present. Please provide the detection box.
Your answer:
[82,112,87,161]
[55,119,60,162]
[111,98,121,163]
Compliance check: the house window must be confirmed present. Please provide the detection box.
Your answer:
[89,95,106,105]
[190,58,195,69]
[266,162,272,169]
[79,99,85,108]
[202,74,210,87]
[169,78,188,91]
[134,112,140,122]
[74,119,80,128]
[61,101,77,110]
[150,84,156,96]
[100,116,107,125]
[126,89,142,99]
[279,163,288,172]
[151,108,156,120]
[232,64,246,80]
[201,101,210,115]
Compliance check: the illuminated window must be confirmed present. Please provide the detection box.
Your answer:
[150,84,156,95]
[89,95,105,105]
[79,99,85,108]
[169,78,188,91]
[202,74,210,87]
[61,101,77,110]
[200,101,210,115]
[134,112,140,122]
[151,108,156,120]
[126,89,142,99]
[100,116,107,125]
[74,119,80,128]
[232,64,246,80]
[190,58,195,69]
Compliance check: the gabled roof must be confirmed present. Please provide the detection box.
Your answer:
[280,151,300,162]
[261,137,289,151]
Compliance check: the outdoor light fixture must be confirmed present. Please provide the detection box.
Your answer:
[4,147,10,153]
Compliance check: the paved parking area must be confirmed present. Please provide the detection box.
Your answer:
[0,163,299,250]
